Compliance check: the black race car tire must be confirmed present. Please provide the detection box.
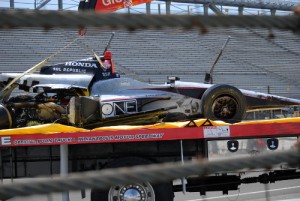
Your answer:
[90,157,174,201]
[201,84,246,123]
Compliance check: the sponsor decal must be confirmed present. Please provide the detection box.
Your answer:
[78,133,164,142]
[65,62,98,68]
[101,100,138,117]
[13,138,75,145]
[0,133,165,146]
[53,67,62,72]
[62,68,87,73]
[50,66,88,73]
[102,72,111,77]
[14,140,37,145]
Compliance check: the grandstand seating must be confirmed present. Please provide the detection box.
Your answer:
[0,26,299,99]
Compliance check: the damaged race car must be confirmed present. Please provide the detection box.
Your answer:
[0,35,300,129]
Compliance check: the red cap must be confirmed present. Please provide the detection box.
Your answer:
[104,51,112,59]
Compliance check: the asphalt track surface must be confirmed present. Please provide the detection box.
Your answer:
[174,179,300,201]
[7,178,300,201]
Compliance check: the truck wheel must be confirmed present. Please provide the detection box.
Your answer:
[201,84,246,123]
[90,157,174,201]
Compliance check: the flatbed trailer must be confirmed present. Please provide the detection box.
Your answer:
[0,118,300,201]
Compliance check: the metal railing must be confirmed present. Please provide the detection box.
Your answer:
[0,9,300,201]
[0,10,299,31]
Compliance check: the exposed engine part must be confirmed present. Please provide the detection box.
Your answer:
[0,104,13,129]
[0,92,70,129]
[9,102,67,128]
[68,96,101,126]
[37,102,66,120]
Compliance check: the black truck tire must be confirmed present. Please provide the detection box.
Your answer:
[201,84,246,123]
[91,157,174,201]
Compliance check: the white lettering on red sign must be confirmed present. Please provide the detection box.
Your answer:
[1,136,11,145]
[102,0,122,6]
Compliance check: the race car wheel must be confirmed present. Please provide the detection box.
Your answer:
[90,157,174,201]
[201,84,246,123]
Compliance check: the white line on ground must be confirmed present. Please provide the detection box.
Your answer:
[185,185,300,201]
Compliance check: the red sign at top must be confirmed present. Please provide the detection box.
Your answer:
[95,0,152,12]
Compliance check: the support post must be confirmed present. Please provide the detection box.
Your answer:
[238,6,244,16]
[60,144,69,201]
[203,3,209,16]
[270,9,276,16]
[180,140,186,194]
[10,0,14,9]
[146,2,151,15]
[166,0,171,15]
[58,0,63,10]
[158,4,161,15]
